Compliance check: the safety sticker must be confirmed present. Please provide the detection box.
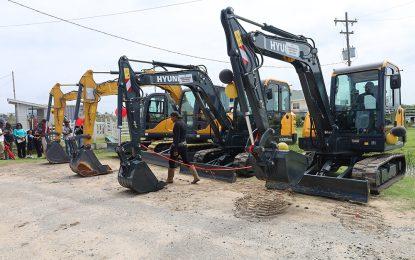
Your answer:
[123,68,130,80]
[234,30,243,47]
[285,42,300,57]
[178,74,193,84]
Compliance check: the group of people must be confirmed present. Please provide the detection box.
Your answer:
[0,119,49,159]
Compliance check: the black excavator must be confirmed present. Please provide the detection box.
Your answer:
[220,7,406,203]
[116,55,256,192]
[117,56,298,184]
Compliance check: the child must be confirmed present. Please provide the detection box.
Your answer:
[26,130,35,159]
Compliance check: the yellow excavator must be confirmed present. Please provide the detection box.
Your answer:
[45,83,82,164]
[69,70,118,176]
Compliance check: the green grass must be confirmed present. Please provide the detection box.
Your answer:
[288,127,415,205]
[382,176,415,209]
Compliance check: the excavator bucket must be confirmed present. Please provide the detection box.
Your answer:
[68,137,112,177]
[45,141,69,164]
[69,147,113,177]
[262,151,370,203]
[117,143,166,193]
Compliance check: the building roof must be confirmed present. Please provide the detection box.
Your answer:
[7,98,48,108]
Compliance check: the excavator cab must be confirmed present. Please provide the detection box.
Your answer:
[264,79,297,144]
[328,62,405,152]
[142,92,177,139]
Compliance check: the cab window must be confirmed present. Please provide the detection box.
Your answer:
[180,91,195,128]
[146,95,166,127]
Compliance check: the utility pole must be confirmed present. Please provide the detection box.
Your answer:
[12,70,16,99]
[334,12,357,66]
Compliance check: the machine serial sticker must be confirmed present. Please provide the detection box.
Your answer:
[86,87,95,101]
[178,74,193,84]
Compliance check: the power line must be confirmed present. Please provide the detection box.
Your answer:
[362,15,415,22]
[0,73,11,80]
[7,0,345,69]
[1,0,203,28]
[7,0,228,64]
[359,0,415,18]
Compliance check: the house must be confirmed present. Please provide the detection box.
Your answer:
[7,98,50,130]
[291,90,308,118]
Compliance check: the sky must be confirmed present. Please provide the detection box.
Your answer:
[1,0,415,114]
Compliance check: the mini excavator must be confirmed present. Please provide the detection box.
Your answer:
[69,70,117,177]
[220,7,406,202]
[45,83,82,164]
[116,56,298,192]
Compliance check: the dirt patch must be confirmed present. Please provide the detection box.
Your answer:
[54,221,81,232]
[234,192,291,221]
[331,203,389,234]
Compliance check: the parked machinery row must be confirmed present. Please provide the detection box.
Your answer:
[44,7,406,203]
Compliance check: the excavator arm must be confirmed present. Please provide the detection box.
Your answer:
[221,7,335,150]
[45,83,81,164]
[69,70,115,177]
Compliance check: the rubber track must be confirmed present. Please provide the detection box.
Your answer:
[352,153,405,191]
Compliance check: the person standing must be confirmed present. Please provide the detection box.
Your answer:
[74,118,84,148]
[39,119,49,154]
[33,128,43,158]
[62,120,73,155]
[3,122,14,157]
[167,112,200,184]
[0,127,4,160]
[26,130,35,158]
[13,123,27,159]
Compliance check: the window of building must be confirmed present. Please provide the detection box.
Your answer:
[293,102,300,110]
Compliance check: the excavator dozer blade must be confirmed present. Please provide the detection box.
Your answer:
[45,141,69,164]
[263,151,370,203]
[118,160,166,193]
[181,163,237,183]
[70,148,113,177]
[141,150,171,168]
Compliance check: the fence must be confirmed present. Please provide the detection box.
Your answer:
[69,119,129,143]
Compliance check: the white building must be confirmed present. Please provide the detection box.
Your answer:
[7,98,49,130]
[291,90,308,118]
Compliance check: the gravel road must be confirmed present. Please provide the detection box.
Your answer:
[0,159,414,259]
